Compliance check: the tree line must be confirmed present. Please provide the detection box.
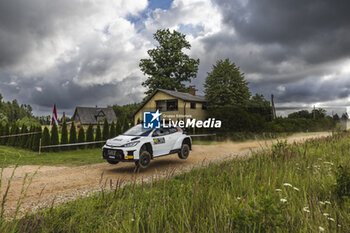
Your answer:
[0,118,133,152]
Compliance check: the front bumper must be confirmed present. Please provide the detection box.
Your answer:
[102,146,139,162]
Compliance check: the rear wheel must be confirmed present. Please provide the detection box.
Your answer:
[178,143,190,159]
[135,149,151,169]
[107,160,119,165]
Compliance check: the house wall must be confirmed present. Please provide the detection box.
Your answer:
[134,91,207,125]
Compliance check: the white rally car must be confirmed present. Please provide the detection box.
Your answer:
[102,124,192,169]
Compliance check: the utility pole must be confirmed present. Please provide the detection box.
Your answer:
[271,94,276,120]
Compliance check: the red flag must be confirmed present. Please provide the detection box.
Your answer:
[52,104,58,125]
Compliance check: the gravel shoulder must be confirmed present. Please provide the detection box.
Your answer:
[1,132,331,217]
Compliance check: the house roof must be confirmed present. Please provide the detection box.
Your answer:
[73,107,117,125]
[133,89,206,117]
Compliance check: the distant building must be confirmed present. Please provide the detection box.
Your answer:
[72,107,117,127]
[133,88,207,125]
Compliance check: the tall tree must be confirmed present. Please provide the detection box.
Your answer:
[204,59,251,108]
[139,29,200,96]
[31,126,42,151]
[69,122,77,144]
[102,118,109,140]
[116,119,122,136]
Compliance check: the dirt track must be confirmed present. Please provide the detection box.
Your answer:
[2,132,331,217]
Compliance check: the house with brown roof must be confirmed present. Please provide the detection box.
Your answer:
[72,107,117,128]
[133,88,207,125]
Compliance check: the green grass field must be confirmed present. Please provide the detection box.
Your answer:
[1,132,350,232]
[0,146,103,167]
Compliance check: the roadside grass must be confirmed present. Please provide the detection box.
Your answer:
[0,146,103,167]
[1,132,350,232]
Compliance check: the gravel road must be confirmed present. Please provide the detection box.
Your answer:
[1,132,331,217]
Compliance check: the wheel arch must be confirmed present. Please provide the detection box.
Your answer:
[183,137,192,150]
[141,142,153,158]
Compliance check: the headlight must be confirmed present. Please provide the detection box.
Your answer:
[122,141,140,147]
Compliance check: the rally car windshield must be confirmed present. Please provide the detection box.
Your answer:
[123,125,153,136]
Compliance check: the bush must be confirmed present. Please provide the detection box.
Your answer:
[41,127,50,152]
[69,122,77,149]
[61,120,68,146]
[95,122,102,148]
[109,121,116,138]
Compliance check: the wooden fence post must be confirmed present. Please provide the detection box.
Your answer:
[38,138,42,155]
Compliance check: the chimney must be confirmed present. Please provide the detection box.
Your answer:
[189,86,196,96]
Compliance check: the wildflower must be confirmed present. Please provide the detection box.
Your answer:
[328,217,335,222]
[319,226,325,232]
[280,198,287,203]
[303,207,310,213]
[338,224,341,227]
[319,201,325,205]
[275,189,282,192]
[324,201,331,205]
[131,218,135,221]
[293,187,300,191]
[323,161,334,165]
[323,213,329,217]
[237,197,241,200]
[283,183,292,187]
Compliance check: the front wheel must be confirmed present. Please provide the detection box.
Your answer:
[135,150,151,169]
[107,160,119,165]
[178,143,190,159]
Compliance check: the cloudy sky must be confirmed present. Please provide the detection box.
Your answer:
[1,0,350,116]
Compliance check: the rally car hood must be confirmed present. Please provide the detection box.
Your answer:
[105,135,141,147]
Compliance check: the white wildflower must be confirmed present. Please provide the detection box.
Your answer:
[338,224,341,227]
[276,189,282,192]
[293,187,300,191]
[131,218,135,221]
[323,213,329,217]
[280,198,287,203]
[324,201,331,205]
[303,207,310,213]
[323,161,334,165]
[328,217,335,222]
[319,226,325,232]
[283,183,292,187]
[237,197,241,200]
[319,201,325,205]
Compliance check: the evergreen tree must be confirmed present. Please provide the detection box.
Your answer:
[122,118,130,132]
[69,122,77,150]
[3,123,9,145]
[116,119,122,136]
[51,123,59,152]
[102,118,109,140]
[109,121,116,138]
[26,126,34,149]
[8,122,19,147]
[95,122,101,148]
[31,126,42,151]
[0,123,3,145]
[86,123,94,148]
[61,120,68,151]
[41,127,50,152]
[20,124,28,148]
[78,127,85,149]
[204,59,251,108]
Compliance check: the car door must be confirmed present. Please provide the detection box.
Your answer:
[166,127,180,151]
[152,128,170,157]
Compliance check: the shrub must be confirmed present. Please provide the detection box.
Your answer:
[50,123,59,152]
[78,127,85,149]
[61,120,68,146]
[102,118,109,140]
[69,122,77,149]
[41,127,50,151]
[95,122,102,148]
[86,124,94,148]
[109,121,116,138]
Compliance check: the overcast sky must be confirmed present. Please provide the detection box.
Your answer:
[0,0,349,117]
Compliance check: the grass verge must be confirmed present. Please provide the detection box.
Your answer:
[0,146,103,167]
[1,132,350,232]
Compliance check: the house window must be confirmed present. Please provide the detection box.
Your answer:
[202,103,207,110]
[156,100,178,111]
[190,102,196,109]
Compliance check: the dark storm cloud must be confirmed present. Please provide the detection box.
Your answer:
[196,0,350,105]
